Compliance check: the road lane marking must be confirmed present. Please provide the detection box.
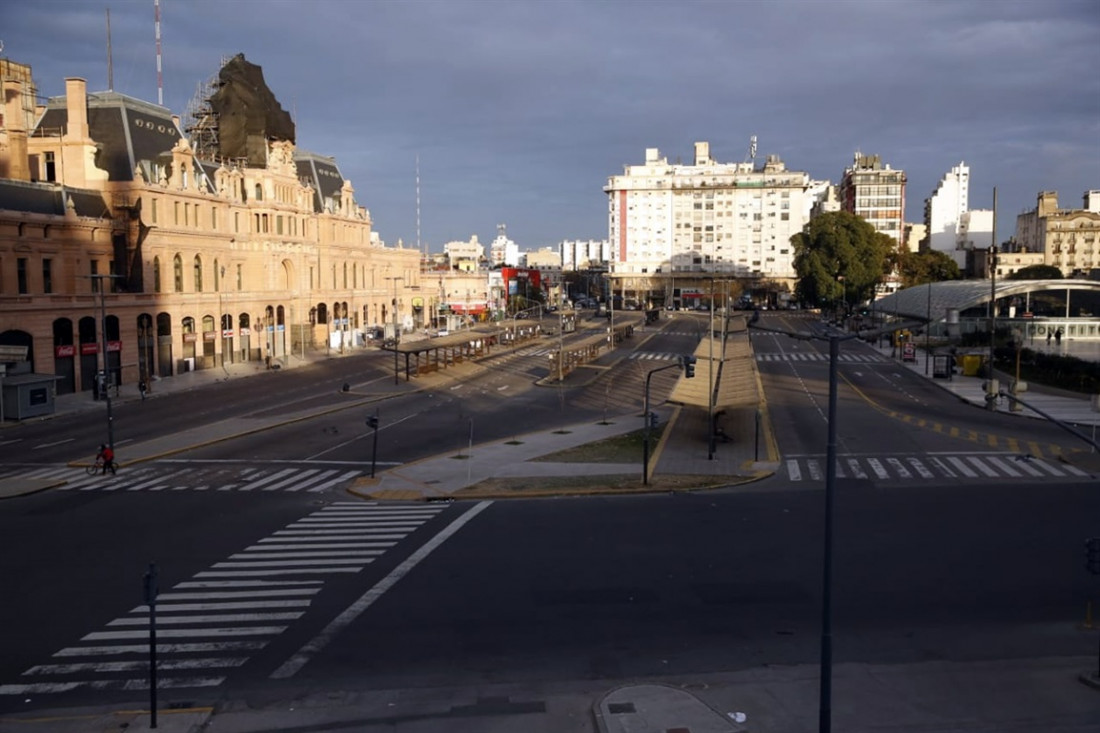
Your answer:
[946,457,978,477]
[271,500,492,679]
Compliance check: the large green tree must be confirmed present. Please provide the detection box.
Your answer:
[792,211,894,310]
[896,249,962,287]
[1007,264,1063,280]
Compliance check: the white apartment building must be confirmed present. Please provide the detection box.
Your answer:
[443,235,484,272]
[925,162,969,256]
[559,239,612,270]
[489,224,519,267]
[604,142,821,281]
[923,161,993,267]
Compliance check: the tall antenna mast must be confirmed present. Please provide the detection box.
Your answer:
[416,153,422,260]
[106,8,114,91]
[155,0,163,106]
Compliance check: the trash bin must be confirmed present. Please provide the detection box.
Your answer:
[961,354,984,377]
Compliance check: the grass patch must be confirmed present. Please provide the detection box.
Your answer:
[533,426,664,464]
[456,473,726,495]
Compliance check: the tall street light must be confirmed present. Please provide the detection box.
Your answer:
[88,274,121,452]
[386,276,404,385]
[749,311,925,733]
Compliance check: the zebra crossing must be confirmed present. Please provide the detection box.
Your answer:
[627,351,681,362]
[2,463,365,494]
[784,452,1091,483]
[0,501,445,695]
[756,352,890,364]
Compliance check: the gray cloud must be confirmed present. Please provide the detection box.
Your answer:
[7,0,1098,249]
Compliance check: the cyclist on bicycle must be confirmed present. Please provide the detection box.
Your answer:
[96,444,116,475]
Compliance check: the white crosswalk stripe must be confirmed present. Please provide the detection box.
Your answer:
[0,501,445,696]
[783,453,1083,484]
[1,464,367,494]
[755,352,888,364]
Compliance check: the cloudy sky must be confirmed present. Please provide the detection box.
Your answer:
[6,0,1099,252]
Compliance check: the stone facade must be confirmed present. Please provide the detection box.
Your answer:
[0,64,420,397]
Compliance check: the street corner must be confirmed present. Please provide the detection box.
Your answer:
[1078,671,1100,691]
[0,476,68,500]
[595,683,747,733]
[1057,450,1100,476]
[345,478,441,502]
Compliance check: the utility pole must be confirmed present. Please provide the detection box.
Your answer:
[386,277,404,385]
[88,274,121,452]
[986,187,998,410]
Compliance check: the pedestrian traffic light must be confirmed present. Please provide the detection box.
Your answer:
[1086,537,1100,575]
[366,415,379,429]
[648,411,659,428]
[681,355,696,378]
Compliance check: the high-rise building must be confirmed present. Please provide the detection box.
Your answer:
[489,224,519,267]
[605,142,823,283]
[924,162,970,254]
[838,152,906,245]
[559,239,612,270]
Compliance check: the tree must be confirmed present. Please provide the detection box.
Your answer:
[896,249,962,288]
[792,211,894,310]
[1007,264,1063,280]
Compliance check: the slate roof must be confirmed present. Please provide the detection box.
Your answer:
[295,152,346,214]
[0,179,112,219]
[34,92,188,184]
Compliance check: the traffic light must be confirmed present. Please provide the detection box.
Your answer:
[681,355,696,378]
[1087,537,1100,575]
[366,415,379,429]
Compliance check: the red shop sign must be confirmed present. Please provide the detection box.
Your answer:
[108,340,122,352]
[80,343,99,355]
[55,344,76,358]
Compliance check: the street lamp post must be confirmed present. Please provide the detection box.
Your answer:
[386,277,404,385]
[987,244,998,410]
[748,312,926,733]
[642,356,695,484]
[88,274,121,452]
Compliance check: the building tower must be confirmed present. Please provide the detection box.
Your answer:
[838,152,906,245]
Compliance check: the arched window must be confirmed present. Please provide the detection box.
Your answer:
[153,256,162,293]
[193,255,203,292]
[173,254,183,292]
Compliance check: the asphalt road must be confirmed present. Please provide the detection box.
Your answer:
[1,312,1098,731]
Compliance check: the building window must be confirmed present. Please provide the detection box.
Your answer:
[174,202,180,225]
[42,258,53,293]
[153,256,161,292]
[234,212,240,233]
[236,264,242,291]
[277,215,283,235]
[17,258,28,294]
[211,207,217,230]
[194,255,203,292]
[44,152,56,182]
[214,259,221,291]
[173,254,183,292]
[151,198,158,224]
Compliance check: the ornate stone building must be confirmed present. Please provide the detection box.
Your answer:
[0,59,420,399]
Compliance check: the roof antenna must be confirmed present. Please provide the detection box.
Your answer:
[416,153,422,260]
[106,9,114,91]
[155,0,164,106]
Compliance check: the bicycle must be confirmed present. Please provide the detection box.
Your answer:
[86,459,118,476]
